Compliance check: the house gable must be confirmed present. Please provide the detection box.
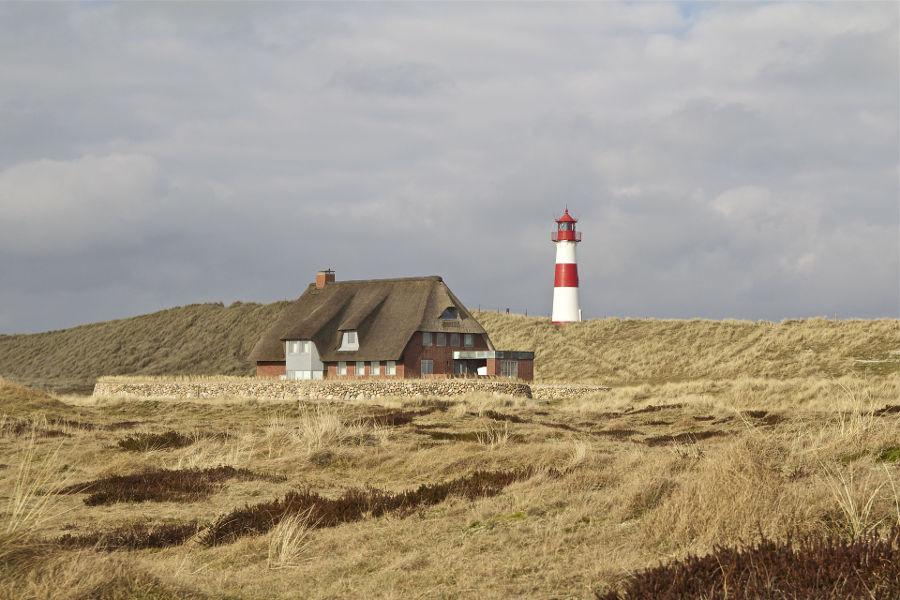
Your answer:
[248,275,490,365]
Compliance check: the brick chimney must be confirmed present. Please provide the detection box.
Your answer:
[316,269,335,289]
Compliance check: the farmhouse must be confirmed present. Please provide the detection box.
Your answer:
[249,271,534,381]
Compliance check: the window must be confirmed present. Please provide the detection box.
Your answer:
[371,361,380,376]
[422,332,432,346]
[386,360,396,376]
[356,361,365,376]
[464,334,474,347]
[421,360,433,376]
[338,361,347,376]
[436,333,446,346]
[301,341,310,353]
[339,330,359,351]
[440,307,459,320]
[500,360,519,378]
[450,333,460,347]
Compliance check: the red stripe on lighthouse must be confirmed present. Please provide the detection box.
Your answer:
[554,263,579,287]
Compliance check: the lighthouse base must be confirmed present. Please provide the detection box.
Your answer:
[551,286,581,323]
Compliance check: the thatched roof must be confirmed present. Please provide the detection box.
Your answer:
[248,276,491,363]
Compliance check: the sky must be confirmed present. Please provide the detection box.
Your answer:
[0,1,897,334]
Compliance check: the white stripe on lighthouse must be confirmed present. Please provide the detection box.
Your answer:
[554,240,577,264]
[552,287,581,323]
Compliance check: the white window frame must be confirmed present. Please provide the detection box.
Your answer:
[301,341,310,353]
[500,360,518,378]
[338,361,347,376]
[355,361,365,376]
[386,360,396,376]
[339,330,359,351]
[422,332,432,346]
[421,359,434,376]
[450,333,460,347]
[371,361,380,376]
[464,334,474,347]
[436,333,446,347]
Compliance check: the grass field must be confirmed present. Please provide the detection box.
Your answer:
[0,302,896,393]
[1,308,899,597]
[2,368,900,598]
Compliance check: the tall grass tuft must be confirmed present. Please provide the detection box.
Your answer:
[1,431,64,565]
[267,509,317,569]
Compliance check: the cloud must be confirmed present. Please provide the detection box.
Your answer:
[0,1,896,332]
[0,154,161,253]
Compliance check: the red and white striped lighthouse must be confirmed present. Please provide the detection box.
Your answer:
[551,208,582,324]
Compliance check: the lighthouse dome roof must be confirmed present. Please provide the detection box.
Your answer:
[555,208,577,223]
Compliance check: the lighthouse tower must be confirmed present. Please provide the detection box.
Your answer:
[551,208,582,324]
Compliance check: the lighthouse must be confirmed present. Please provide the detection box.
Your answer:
[551,208,582,324]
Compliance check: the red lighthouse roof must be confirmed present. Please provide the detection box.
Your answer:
[555,208,577,223]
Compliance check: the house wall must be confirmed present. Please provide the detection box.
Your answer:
[402,331,491,378]
[256,362,286,378]
[485,357,534,381]
[285,340,324,379]
[326,361,405,378]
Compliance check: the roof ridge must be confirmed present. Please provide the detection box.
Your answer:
[327,275,442,285]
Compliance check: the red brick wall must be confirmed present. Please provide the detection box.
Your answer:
[485,357,534,381]
[256,362,286,378]
[517,360,534,382]
[402,331,490,378]
[326,360,404,378]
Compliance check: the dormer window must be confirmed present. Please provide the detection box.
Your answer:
[339,330,359,351]
[440,307,459,320]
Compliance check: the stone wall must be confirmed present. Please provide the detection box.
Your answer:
[92,379,533,401]
[530,383,611,400]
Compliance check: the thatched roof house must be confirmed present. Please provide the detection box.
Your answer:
[249,271,533,380]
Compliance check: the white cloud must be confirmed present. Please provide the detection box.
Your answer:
[0,1,896,331]
[0,154,160,252]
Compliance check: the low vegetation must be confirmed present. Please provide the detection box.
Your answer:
[598,527,900,599]
[0,301,289,393]
[0,307,897,598]
[1,302,897,393]
[58,466,285,506]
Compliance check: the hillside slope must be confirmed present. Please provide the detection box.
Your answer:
[0,301,289,393]
[0,303,896,393]
[474,311,900,384]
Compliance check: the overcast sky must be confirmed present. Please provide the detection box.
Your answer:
[0,2,897,334]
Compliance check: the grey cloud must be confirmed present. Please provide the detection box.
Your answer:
[0,1,896,333]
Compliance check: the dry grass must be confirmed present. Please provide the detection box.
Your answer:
[0,301,289,393]
[1,321,900,598]
[476,311,900,384]
[1,301,897,394]
[267,509,318,569]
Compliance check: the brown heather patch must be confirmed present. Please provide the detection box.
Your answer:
[58,466,285,505]
[624,403,684,414]
[642,430,730,446]
[116,430,195,452]
[57,521,203,551]
[198,467,554,546]
[595,428,641,440]
[598,527,900,600]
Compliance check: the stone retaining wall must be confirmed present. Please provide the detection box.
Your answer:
[530,384,612,400]
[92,379,533,401]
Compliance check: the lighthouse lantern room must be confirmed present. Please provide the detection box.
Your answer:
[551,208,582,324]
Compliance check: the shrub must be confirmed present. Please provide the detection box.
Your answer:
[597,527,900,600]
[59,466,284,505]
[116,430,194,452]
[57,520,202,551]
[198,467,548,546]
